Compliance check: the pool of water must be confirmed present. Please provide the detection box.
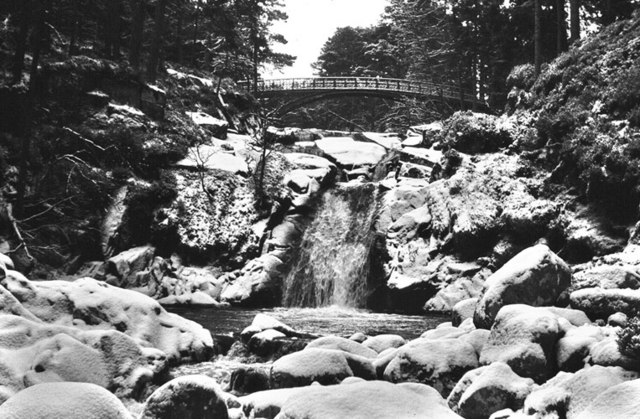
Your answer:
[167,306,450,340]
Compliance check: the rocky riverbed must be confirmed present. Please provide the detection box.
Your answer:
[3,237,640,418]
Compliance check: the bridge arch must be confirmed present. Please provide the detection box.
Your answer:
[239,77,487,117]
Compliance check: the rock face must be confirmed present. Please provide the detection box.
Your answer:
[447,362,536,419]
[140,375,229,419]
[474,245,571,329]
[479,305,561,383]
[383,338,479,396]
[274,381,462,419]
[0,382,133,419]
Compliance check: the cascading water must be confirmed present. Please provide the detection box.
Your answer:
[282,182,381,308]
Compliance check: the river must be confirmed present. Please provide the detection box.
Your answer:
[168,306,449,340]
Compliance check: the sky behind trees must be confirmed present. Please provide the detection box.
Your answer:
[268,0,388,77]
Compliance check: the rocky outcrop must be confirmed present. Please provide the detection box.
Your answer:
[474,245,571,329]
[274,381,462,419]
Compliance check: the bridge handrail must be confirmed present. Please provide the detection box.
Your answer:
[238,77,462,100]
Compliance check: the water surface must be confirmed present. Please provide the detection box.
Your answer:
[168,306,449,340]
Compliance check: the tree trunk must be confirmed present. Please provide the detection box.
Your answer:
[146,0,168,82]
[129,0,145,70]
[535,0,542,75]
[17,0,47,215]
[570,0,580,43]
[175,7,184,64]
[12,0,31,85]
[556,0,568,54]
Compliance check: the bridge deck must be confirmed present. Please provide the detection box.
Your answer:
[242,77,471,102]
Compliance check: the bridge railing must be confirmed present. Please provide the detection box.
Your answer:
[239,77,461,100]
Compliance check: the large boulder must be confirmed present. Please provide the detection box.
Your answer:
[523,366,638,419]
[447,362,536,419]
[274,381,462,419]
[479,305,561,383]
[383,338,479,396]
[270,348,355,388]
[140,375,229,419]
[0,382,133,419]
[576,378,640,419]
[474,245,571,329]
[570,287,640,319]
[238,387,305,419]
[0,271,213,363]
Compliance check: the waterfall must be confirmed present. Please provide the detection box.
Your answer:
[282,183,381,308]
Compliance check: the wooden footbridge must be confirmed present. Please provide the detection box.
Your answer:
[239,77,488,116]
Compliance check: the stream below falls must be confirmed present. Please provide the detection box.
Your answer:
[168,306,449,340]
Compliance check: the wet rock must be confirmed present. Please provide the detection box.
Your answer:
[522,366,638,419]
[474,245,571,329]
[140,375,229,419]
[248,329,286,357]
[228,366,270,395]
[479,305,561,383]
[570,287,640,319]
[447,362,536,419]
[383,338,479,396]
[0,382,133,419]
[275,381,462,419]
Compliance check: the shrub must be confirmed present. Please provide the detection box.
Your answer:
[440,111,513,154]
[506,64,536,90]
[618,316,640,359]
